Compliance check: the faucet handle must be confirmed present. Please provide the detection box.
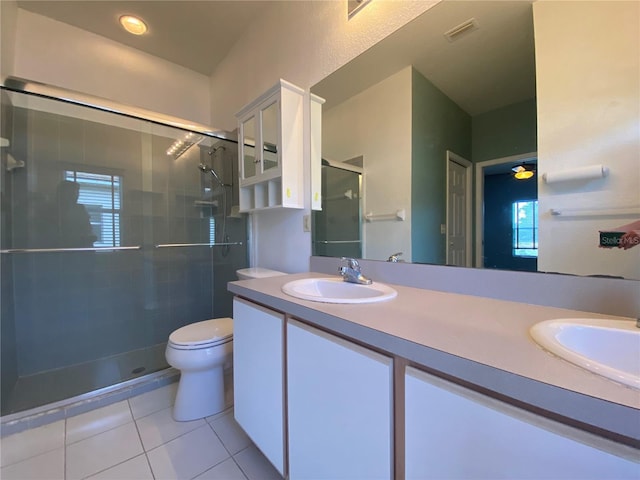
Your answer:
[387,252,403,262]
[340,257,360,270]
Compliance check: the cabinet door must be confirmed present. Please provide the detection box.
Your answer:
[240,97,280,182]
[287,319,393,480]
[260,99,280,174]
[240,115,258,180]
[405,366,638,479]
[232,298,285,475]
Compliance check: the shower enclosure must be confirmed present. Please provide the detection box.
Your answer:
[312,159,362,258]
[0,80,247,417]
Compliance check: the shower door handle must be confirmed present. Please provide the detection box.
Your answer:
[0,246,141,253]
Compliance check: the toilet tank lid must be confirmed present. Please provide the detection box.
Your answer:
[237,267,287,278]
[169,318,233,346]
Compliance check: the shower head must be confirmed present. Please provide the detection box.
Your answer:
[198,163,231,187]
[208,146,226,155]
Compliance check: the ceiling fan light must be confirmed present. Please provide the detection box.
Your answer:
[512,163,535,180]
[514,169,535,180]
[119,15,148,35]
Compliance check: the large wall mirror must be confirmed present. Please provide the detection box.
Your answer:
[311,0,640,281]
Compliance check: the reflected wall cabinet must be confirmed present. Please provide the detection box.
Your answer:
[236,79,305,212]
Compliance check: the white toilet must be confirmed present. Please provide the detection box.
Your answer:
[165,267,285,421]
[165,317,232,421]
[236,267,287,280]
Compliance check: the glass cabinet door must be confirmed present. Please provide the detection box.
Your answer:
[241,115,257,179]
[261,101,279,172]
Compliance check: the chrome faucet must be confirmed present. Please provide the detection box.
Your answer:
[339,257,372,285]
[387,252,403,262]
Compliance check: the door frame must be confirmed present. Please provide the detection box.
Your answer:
[445,150,473,267]
[474,152,537,268]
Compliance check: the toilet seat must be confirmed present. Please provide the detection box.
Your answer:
[168,317,233,350]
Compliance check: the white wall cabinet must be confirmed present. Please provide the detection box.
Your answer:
[287,319,393,480]
[405,366,638,480]
[232,298,285,476]
[309,92,325,211]
[236,79,305,212]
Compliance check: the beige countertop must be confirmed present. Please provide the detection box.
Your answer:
[228,272,640,446]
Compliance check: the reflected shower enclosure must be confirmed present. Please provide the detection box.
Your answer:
[312,160,362,258]
[0,86,247,416]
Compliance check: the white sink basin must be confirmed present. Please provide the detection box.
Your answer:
[530,318,640,389]
[282,277,397,304]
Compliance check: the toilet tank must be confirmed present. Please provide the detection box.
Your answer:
[236,267,287,280]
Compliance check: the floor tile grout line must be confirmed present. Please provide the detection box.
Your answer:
[206,420,233,457]
[64,403,135,447]
[128,398,156,480]
[203,405,234,425]
[0,440,63,474]
[129,385,178,422]
[230,455,251,480]
[0,420,67,470]
[232,445,255,480]
[69,423,143,480]
[208,412,253,480]
[130,401,173,422]
[188,453,236,480]
[143,421,213,454]
[134,404,198,429]
[77,452,148,480]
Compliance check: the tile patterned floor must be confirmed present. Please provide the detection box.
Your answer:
[0,383,283,480]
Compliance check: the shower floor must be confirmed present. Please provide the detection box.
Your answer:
[1,343,168,417]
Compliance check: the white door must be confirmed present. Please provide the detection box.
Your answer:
[447,151,471,266]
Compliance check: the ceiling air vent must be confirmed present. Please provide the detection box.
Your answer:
[444,18,479,42]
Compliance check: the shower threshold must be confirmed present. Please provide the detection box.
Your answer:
[1,344,177,435]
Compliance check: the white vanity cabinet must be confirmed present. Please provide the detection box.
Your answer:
[236,79,305,212]
[287,319,393,480]
[232,298,285,475]
[404,366,638,479]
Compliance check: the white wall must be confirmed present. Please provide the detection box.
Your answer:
[0,0,18,78]
[323,67,412,261]
[210,1,439,131]
[534,1,640,279]
[213,1,438,273]
[11,9,211,126]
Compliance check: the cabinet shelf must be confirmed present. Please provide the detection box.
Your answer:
[239,179,286,212]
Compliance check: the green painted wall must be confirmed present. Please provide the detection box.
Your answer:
[411,68,471,264]
[472,98,537,162]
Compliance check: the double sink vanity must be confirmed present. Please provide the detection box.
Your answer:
[228,267,639,479]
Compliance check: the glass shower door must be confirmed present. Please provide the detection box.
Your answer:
[312,164,362,258]
[0,88,246,416]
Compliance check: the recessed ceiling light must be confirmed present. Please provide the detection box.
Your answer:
[119,15,147,35]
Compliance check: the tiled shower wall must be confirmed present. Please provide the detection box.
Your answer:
[1,93,246,390]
